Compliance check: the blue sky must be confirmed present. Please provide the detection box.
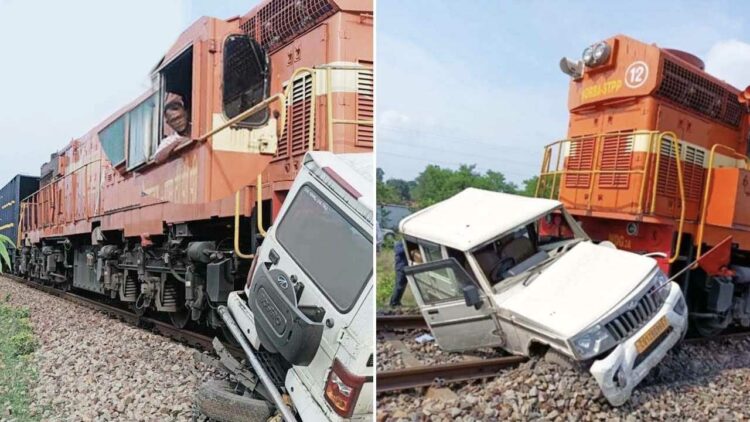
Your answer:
[0,0,252,184]
[377,0,750,184]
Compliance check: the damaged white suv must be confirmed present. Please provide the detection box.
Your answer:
[398,188,688,405]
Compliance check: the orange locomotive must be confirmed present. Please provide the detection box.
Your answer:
[17,0,373,330]
[538,34,750,336]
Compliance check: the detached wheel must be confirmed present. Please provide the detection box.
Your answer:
[195,379,273,422]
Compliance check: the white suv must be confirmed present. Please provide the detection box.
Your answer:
[213,152,373,421]
[399,188,687,405]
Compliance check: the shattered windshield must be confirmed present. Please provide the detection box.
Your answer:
[474,209,584,292]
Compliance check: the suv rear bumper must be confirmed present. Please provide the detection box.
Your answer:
[590,281,687,406]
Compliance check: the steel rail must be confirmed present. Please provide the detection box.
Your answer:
[376,355,526,393]
[2,274,242,357]
[377,314,427,331]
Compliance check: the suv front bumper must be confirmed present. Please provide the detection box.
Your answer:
[589,281,687,406]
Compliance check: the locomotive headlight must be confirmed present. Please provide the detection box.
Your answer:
[582,42,611,67]
[582,46,595,66]
[572,323,613,359]
[593,42,611,64]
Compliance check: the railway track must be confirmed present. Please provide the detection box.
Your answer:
[377,312,750,394]
[2,273,243,358]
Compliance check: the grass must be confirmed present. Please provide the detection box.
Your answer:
[376,245,417,310]
[0,296,38,421]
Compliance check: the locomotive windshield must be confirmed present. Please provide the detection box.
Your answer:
[276,184,372,313]
[223,34,269,126]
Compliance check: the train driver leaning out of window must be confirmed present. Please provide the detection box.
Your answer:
[154,92,192,164]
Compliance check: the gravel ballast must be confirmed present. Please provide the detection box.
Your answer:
[0,276,218,421]
[377,336,750,421]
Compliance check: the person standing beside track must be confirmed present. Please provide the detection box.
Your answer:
[389,241,409,307]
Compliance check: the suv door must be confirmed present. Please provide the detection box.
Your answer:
[406,258,505,352]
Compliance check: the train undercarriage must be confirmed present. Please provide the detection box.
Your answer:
[15,217,256,330]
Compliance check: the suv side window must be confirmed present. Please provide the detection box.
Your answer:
[407,258,475,304]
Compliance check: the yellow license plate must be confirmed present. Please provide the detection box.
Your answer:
[635,315,670,354]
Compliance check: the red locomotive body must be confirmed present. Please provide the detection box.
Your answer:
[17,0,373,329]
[539,34,750,336]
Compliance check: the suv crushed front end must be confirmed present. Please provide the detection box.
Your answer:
[589,280,687,405]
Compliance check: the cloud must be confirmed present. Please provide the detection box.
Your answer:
[704,39,750,89]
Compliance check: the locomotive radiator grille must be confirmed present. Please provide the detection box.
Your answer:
[604,289,665,342]
[564,136,596,188]
[656,58,743,128]
[240,0,336,51]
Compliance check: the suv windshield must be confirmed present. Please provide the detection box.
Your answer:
[276,184,372,312]
[474,209,582,287]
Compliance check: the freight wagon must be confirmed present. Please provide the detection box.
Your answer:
[0,174,39,271]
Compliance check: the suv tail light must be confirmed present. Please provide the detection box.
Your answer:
[324,359,366,417]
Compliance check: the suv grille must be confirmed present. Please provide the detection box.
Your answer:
[604,287,665,341]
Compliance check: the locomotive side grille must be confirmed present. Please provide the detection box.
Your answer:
[356,67,374,147]
[291,73,314,155]
[657,139,679,197]
[605,288,665,342]
[564,136,595,188]
[683,146,706,201]
[241,0,337,51]
[598,132,634,188]
[275,73,314,160]
[656,58,743,128]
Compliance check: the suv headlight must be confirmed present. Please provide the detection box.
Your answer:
[652,271,670,304]
[571,324,614,359]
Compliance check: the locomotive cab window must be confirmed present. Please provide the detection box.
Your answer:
[127,94,158,170]
[98,115,127,167]
[159,47,194,143]
[222,35,269,126]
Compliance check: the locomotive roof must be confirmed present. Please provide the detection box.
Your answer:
[399,188,561,252]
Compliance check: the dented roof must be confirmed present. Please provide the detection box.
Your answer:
[399,188,561,251]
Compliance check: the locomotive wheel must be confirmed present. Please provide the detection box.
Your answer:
[130,303,147,318]
[169,307,191,329]
[692,315,728,338]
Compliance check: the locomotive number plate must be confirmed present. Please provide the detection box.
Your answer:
[635,315,669,354]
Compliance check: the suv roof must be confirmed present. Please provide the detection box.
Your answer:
[399,188,561,251]
[305,152,374,211]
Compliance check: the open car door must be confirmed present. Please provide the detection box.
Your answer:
[405,258,504,352]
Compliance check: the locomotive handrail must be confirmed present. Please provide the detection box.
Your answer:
[695,144,750,261]
[535,130,656,214]
[536,130,687,264]
[655,131,685,264]
[197,92,288,146]
[233,174,268,260]
[319,64,374,152]
[19,159,102,237]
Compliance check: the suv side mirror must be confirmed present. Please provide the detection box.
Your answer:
[463,285,483,310]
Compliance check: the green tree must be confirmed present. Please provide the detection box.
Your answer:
[0,234,13,273]
[519,176,539,197]
[385,178,412,203]
[411,164,519,209]
[376,168,401,204]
